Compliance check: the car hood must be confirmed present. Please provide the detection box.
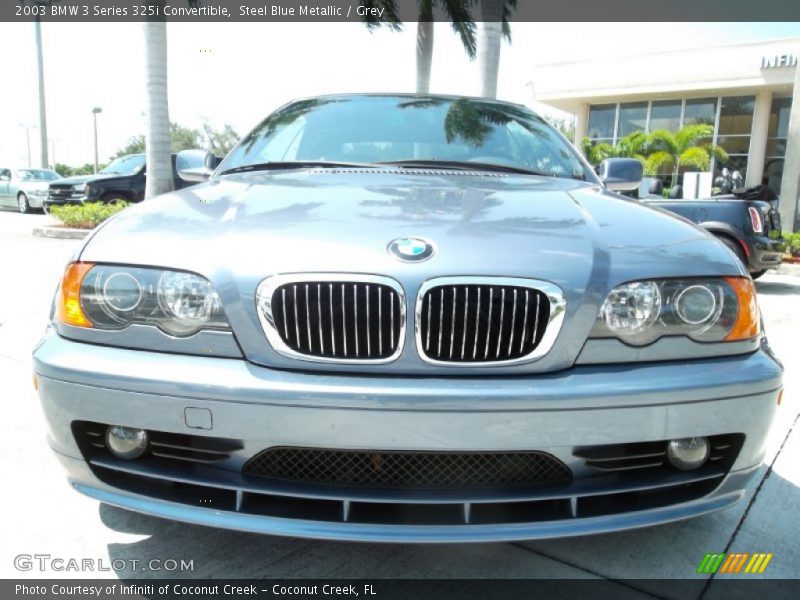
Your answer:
[53,173,125,186]
[78,170,745,374]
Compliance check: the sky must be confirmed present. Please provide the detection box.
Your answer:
[1,21,799,167]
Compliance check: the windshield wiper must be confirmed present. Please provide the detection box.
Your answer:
[219,161,382,176]
[378,159,583,180]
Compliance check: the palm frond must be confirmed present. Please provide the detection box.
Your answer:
[674,124,713,153]
[615,131,648,157]
[644,151,675,177]
[440,0,478,59]
[501,0,518,41]
[708,144,729,165]
[580,136,594,157]
[580,137,614,166]
[646,129,679,156]
[361,0,403,31]
[679,147,711,172]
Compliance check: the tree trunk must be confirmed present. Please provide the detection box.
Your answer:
[33,17,49,168]
[415,17,433,93]
[477,0,504,99]
[143,18,174,199]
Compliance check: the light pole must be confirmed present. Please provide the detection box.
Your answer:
[23,125,31,167]
[92,107,103,174]
[19,123,36,167]
[33,15,49,168]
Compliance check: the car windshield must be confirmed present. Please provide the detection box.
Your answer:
[15,169,60,182]
[101,155,146,176]
[221,96,594,181]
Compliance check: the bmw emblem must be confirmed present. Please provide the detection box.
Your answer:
[387,237,436,262]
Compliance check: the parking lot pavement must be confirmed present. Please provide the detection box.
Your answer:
[0,209,797,592]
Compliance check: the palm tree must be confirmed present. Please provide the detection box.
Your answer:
[416,1,477,93]
[580,132,647,166]
[644,124,727,186]
[143,4,173,198]
[364,1,477,94]
[477,0,516,98]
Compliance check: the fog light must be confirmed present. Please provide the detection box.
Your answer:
[667,437,709,471]
[106,426,149,459]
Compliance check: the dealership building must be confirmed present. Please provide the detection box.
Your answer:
[533,38,799,229]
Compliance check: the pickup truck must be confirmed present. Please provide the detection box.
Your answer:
[600,159,784,279]
[44,152,204,211]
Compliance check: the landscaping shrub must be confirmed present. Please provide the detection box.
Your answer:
[49,202,129,229]
[783,232,800,254]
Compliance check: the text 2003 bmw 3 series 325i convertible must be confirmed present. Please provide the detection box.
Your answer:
[33,94,783,542]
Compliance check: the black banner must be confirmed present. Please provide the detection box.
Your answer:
[5,0,800,23]
[5,579,800,600]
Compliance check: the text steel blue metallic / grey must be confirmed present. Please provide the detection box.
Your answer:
[33,95,783,542]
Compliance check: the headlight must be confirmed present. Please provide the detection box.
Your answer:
[84,184,94,197]
[73,183,87,193]
[591,277,758,345]
[55,263,229,337]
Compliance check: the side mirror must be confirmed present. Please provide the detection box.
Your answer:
[598,158,643,194]
[176,149,222,183]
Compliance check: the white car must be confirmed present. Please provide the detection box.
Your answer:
[0,167,62,213]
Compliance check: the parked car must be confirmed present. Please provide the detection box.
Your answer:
[34,94,782,542]
[44,152,204,211]
[0,167,61,213]
[610,163,784,279]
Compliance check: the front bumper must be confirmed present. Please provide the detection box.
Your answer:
[34,331,782,542]
[44,196,86,210]
[746,235,784,271]
[24,192,47,208]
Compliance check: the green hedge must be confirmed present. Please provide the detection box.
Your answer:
[783,231,800,253]
[49,202,129,229]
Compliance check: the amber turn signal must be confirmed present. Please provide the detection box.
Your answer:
[55,262,95,328]
[723,276,759,341]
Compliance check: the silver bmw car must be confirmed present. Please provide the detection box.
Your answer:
[34,94,782,542]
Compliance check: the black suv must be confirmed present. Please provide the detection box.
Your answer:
[45,153,203,210]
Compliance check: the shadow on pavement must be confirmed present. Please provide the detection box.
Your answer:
[755,278,800,296]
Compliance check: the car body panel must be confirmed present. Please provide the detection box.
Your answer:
[646,196,784,273]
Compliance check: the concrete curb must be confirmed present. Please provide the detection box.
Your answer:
[32,226,91,240]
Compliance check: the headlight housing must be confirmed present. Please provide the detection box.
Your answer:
[72,183,87,193]
[591,277,759,345]
[56,263,230,337]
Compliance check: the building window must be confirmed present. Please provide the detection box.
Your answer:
[763,96,792,194]
[649,100,682,132]
[618,102,648,137]
[715,95,755,181]
[587,104,616,143]
[718,96,755,135]
[683,98,717,127]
